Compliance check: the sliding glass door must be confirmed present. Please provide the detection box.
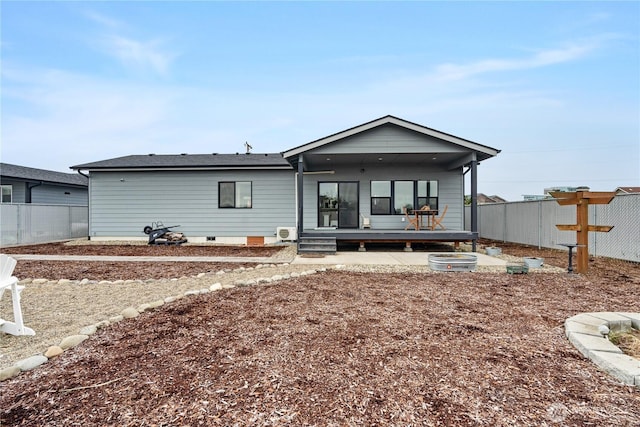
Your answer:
[318,182,359,228]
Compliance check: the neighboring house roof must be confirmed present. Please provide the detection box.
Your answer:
[0,163,88,187]
[282,115,501,162]
[523,194,549,201]
[615,186,640,194]
[477,193,507,203]
[71,153,292,171]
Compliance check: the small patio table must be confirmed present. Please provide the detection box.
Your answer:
[411,209,438,230]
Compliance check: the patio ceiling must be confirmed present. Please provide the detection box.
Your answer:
[301,152,473,171]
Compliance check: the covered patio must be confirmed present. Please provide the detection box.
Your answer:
[282,116,500,254]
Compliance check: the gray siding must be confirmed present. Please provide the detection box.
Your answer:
[88,170,295,238]
[0,179,87,205]
[301,164,464,230]
[0,180,27,203]
[32,184,88,205]
[311,125,468,155]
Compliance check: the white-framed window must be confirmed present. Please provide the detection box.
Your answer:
[1,185,12,203]
[219,181,252,208]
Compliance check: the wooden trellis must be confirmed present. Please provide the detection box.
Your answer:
[550,190,615,273]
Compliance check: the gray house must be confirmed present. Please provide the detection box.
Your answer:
[71,153,295,245]
[71,116,499,250]
[0,163,88,205]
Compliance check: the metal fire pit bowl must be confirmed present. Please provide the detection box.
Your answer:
[485,247,502,256]
[523,257,544,269]
[428,254,478,272]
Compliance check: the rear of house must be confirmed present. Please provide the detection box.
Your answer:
[73,154,295,244]
[71,116,500,249]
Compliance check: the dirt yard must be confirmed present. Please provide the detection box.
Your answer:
[1,240,639,426]
[4,242,282,281]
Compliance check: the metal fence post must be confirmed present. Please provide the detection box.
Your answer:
[538,200,542,249]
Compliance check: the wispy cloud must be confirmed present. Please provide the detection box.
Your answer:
[102,35,176,76]
[82,9,124,29]
[431,41,600,82]
[557,12,612,34]
[82,9,177,76]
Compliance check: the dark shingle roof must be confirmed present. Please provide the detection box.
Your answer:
[0,163,88,187]
[71,153,291,170]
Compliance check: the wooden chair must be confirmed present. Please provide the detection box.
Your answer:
[0,254,35,336]
[431,205,448,230]
[403,207,420,230]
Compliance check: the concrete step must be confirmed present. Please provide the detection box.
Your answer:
[298,237,337,254]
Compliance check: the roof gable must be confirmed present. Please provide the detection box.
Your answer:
[283,115,500,162]
[306,123,470,156]
[615,186,640,194]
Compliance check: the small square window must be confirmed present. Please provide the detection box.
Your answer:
[219,182,252,208]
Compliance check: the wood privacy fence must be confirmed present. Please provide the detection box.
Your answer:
[465,193,640,263]
[0,204,88,247]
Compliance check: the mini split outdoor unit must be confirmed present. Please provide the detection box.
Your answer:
[276,227,297,242]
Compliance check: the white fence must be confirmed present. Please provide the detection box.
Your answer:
[0,204,88,247]
[466,193,640,263]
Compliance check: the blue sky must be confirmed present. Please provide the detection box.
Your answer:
[2,1,638,201]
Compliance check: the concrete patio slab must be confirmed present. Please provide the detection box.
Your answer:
[292,251,505,266]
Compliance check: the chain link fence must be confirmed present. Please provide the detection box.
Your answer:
[0,204,88,247]
[466,193,640,262]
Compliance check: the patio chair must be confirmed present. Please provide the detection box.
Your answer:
[431,205,448,230]
[403,207,420,230]
[0,254,35,336]
[360,213,371,229]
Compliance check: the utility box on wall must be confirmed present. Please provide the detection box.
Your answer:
[276,227,297,242]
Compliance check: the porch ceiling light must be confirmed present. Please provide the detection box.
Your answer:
[378,157,383,161]
[302,170,335,175]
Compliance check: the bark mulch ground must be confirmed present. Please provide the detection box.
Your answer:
[3,242,282,281]
[0,241,639,426]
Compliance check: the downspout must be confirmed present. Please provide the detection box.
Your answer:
[76,169,90,240]
[26,181,43,203]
